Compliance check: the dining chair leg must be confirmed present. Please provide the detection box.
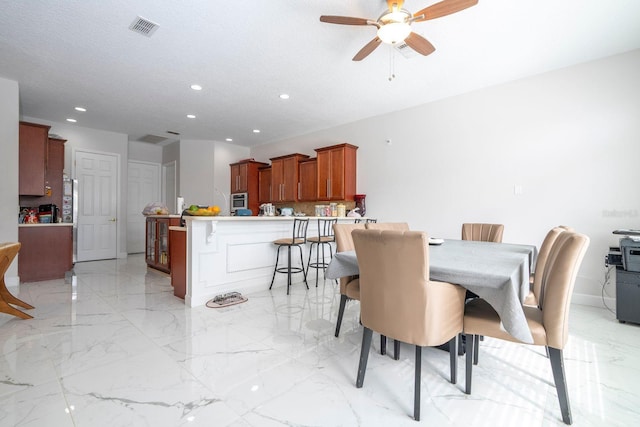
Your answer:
[357,327,373,388]
[449,336,458,384]
[458,334,465,355]
[394,339,400,360]
[414,345,422,421]
[335,294,348,337]
[464,334,474,394]
[473,333,480,365]
[548,347,572,425]
[380,335,387,355]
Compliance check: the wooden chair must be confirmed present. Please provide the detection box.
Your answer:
[352,229,466,421]
[0,242,34,319]
[463,231,589,425]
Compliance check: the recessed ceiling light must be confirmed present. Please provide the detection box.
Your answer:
[279,94,290,100]
[187,114,196,119]
[253,129,260,133]
[74,107,86,112]
[190,84,202,91]
[66,118,77,123]
[225,138,233,142]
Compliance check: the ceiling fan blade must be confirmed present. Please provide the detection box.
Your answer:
[320,15,371,26]
[353,37,382,61]
[404,32,436,56]
[413,0,478,22]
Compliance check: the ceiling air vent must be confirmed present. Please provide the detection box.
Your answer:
[394,41,419,59]
[129,16,159,37]
[138,134,168,144]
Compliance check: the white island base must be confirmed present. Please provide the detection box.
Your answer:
[183,216,359,307]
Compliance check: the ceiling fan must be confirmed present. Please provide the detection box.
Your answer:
[320,0,478,61]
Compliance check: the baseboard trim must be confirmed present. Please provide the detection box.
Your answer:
[572,292,615,309]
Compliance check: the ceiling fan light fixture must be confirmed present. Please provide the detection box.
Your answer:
[377,22,411,44]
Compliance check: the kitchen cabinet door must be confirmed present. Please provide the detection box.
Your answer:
[230,162,248,193]
[19,122,51,196]
[316,143,358,201]
[298,158,317,202]
[258,167,272,203]
[270,154,309,202]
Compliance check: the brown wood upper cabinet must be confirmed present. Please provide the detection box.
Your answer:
[258,166,272,203]
[270,153,309,202]
[19,121,51,196]
[298,158,317,202]
[230,160,268,194]
[315,143,358,201]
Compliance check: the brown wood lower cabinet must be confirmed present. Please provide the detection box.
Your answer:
[169,227,186,299]
[146,216,180,273]
[18,225,73,282]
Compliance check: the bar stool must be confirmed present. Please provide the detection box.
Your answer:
[306,218,337,286]
[269,218,309,295]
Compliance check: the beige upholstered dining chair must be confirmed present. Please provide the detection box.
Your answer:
[333,222,366,337]
[363,221,410,357]
[0,242,34,319]
[524,226,573,307]
[352,229,467,421]
[365,222,410,231]
[461,223,504,243]
[463,231,589,425]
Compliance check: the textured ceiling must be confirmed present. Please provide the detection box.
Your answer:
[1,0,639,147]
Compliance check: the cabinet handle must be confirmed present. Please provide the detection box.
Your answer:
[326,180,330,198]
[298,182,301,199]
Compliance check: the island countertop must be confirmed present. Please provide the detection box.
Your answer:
[183,215,368,221]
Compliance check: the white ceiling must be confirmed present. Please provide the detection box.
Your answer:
[1,0,639,147]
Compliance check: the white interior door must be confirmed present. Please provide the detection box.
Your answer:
[76,150,118,261]
[127,161,160,253]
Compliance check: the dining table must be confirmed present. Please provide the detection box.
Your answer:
[326,239,538,344]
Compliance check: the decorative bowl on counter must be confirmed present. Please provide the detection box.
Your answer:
[184,206,221,216]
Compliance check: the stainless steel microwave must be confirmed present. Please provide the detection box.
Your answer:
[231,193,248,213]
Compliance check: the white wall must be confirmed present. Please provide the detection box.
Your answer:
[251,49,640,305]
[23,117,130,259]
[128,140,163,163]
[0,76,20,284]
[178,139,249,212]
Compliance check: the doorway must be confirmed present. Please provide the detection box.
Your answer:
[127,160,160,253]
[75,150,119,262]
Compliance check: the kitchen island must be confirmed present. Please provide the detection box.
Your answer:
[181,216,362,307]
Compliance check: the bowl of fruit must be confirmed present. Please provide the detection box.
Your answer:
[186,205,221,216]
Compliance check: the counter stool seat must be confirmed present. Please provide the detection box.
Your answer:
[269,218,309,295]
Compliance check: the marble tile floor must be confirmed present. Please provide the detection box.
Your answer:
[0,254,638,426]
